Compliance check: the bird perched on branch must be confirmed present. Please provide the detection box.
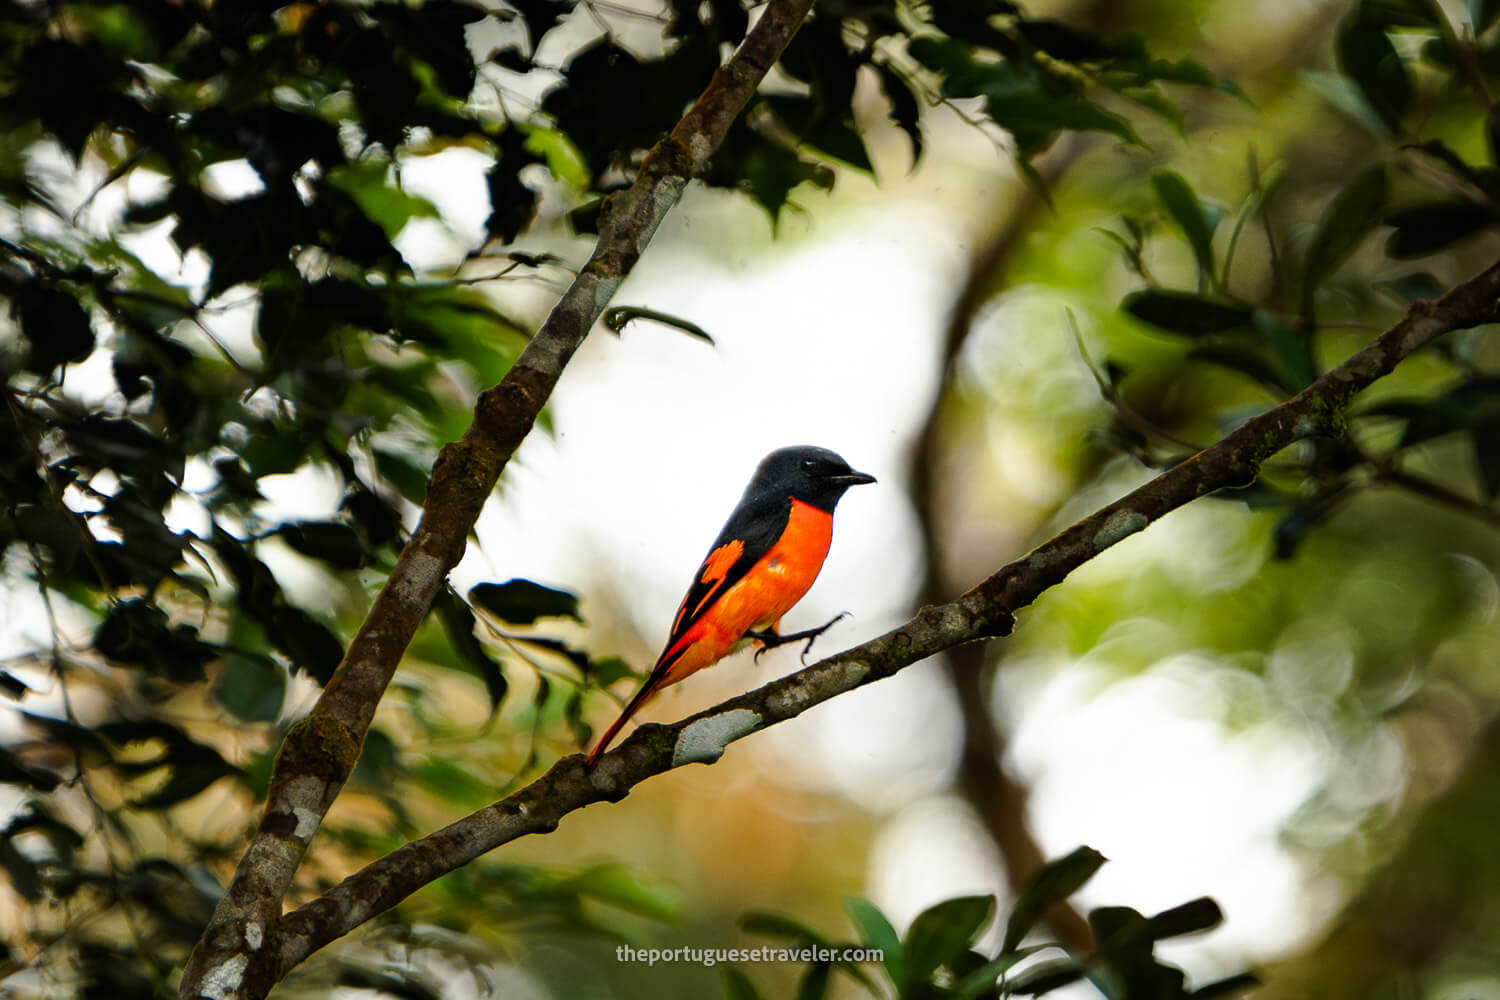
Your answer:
[585,445,875,765]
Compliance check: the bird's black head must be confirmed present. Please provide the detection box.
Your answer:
[749,445,876,513]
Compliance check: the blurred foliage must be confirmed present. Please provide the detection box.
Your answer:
[929,0,1500,998]
[7,0,1500,995]
[728,848,1254,1000]
[0,0,1243,995]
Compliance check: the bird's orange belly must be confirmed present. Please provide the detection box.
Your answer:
[660,499,833,685]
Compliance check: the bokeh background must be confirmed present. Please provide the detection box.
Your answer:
[4,0,1500,997]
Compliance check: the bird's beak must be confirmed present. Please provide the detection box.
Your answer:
[835,470,877,486]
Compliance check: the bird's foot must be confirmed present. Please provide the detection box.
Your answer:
[749,612,849,664]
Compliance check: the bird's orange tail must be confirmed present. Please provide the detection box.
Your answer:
[585,675,663,765]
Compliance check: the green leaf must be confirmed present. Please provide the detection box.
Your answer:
[562,864,685,923]
[18,285,95,374]
[908,35,973,76]
[487,130,543,243]
[1120,84,1184,132]
[342,487,400,547]
[213,654,286,723]
[0,747,60,791]
[845,896,904,987]
[469,579,581,625]
[1002,847,1106,953]
[591,656,639,688]
[1147,897,1224,939]
[987,88,1143,159]
[94,600,219,683]
[432,589,508,711]
[265,606,344,684]
[943,59,1143,159]
[903,895,996,988]
[279,520,367,570]
[242,431,311,477]
[1101,45,1224,89]
[1123,290,1252,335]
[1187,345,1298,394]
[1337,9,1410,133]
[1088,904,1201,999]
[523,124,590,190]
[1385,200,1494,258]
[410,757,492,808]
[352,727,402,787]
[767,96,872,173]
[1474,0,1500,32]
[742,911,832,945]
[1252,310,1315,390]
[1151,171,1218,278]
[1301,165,1386,319]
[565,688,591,749]
[1358,397,1471,446]
[952,946,1047,1000]
[373,446,431,504]
[602,305,716,344]
[0,837,42,901]
[542,37,718,178]
[386,285,527,360]
[796,962,831,1000]
[1374,271,1445,302]
[878,64,923,162]
[1301,69,1394,134]
[722,966,766,1000]
[1404,140,1490,193]
[134,764,237,811]
[740,140,834,226]
[1090,904,1152,948]
[1005,957,1086,995]
[515,635,592,677]
[326,160,441,241]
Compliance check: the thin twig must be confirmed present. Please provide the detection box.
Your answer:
[1425,0,1497,116]
[1375,466,1500,531]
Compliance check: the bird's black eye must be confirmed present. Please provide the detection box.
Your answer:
[801,459,817,472]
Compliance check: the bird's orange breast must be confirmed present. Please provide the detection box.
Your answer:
[659,499,834,685]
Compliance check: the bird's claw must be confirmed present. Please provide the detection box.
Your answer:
[748,612,850,665]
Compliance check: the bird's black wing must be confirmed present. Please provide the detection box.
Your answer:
[656,489,791,662]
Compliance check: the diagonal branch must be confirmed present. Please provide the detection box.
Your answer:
[178,2,815,997]
[274,258,1500,973]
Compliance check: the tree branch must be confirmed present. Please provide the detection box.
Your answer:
[178,3,814,996]
[273,259,1500,973]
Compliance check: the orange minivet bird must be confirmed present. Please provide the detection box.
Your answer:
[585,445,875,765]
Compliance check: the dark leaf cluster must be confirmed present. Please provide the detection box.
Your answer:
[727,847,1254,1000]
[1092,0,1500,558]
